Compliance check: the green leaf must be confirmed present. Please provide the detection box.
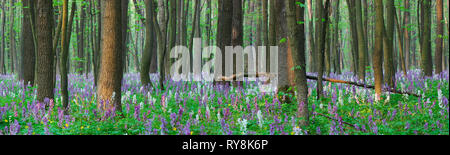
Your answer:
[279,38,287,44]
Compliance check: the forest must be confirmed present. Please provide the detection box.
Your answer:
[0,0,448,135]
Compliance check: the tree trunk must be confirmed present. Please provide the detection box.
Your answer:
[384,0,395,87]
[231,0,243,81]
[374,0,384,101]
[394,10,407,76]
[77,2,86,75]
[98,0,123,112]
[269,0,276,47]
[262,0,269,72]
[315,0,330,99]
[36,0,55,103]
[21,0,36,85]
[60,0,76,115]
[355,0,366,82]
[403,0,410,70]
[140,0,156,87]
[286,0,309,126]
[216,0,233,84]
[9,0,16,75]
[232,0,243,47]
[346,0,359,75]
[332,0,341,74]
[435,0,443,74]
[165,0,176,82]
[93,0,102,87]
[0,1,6,74]
[274,0,293,97]
[121,0,129,74]
[189,0,201,72]
[307,0,315,72]
[420,0,432,77]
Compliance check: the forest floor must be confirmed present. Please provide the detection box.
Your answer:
[0,69,448,135]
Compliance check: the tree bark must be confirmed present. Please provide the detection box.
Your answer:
[121,0,129,74]
[140,0,156,87]
[374,0,384,101]
[315,0,330,99]
[394,10,407,76]
[307,0,315,73]
[420,0,432,77]
[36,0,55,102]
[403,0,410,70]
[216,0,233,84]
[435,0,443,74]
[286,0,309,126]
[77,2,86,75]
[60,0,76,115]
[384,0,395,87]
[262,0,269,72]
[93,0,102,87]
[346,0,359,75]
[0,1,6,74]
[355,0,366,82]
[332,0,341,74]
[98,0,124,112]
[21,0,36,86]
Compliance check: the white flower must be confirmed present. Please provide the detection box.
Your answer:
[217,112,221,123]
[293,126,303,135]
[257,110,263,128]
[237,118,248,135]
[384,94,390,104]
[437,89,446,109]
[132,95,137,103]
[206,106,211,118]
[139,102,144,109]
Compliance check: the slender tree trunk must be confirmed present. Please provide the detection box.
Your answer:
[346,0,359,75]
[403,0,410,70]
[315,0,330,99]
[262,0,269,72]
[77,3,86,75]
[189,0,201,72]
[140,0,155,87]
[395,10,407,76]
[374,0,384,101]
[231,0,243,80]
[332,0,341,74]
[0,1,6,74]
[205,0,211,47]
[269,0,276,47]
[355,0,366,82]
[384,0,395,87]
[98,0,123,112]
[435,0,443,74]
[121,0,129,74]
[93,0,102,87]
[9,0,16,75]
[36,0,55,102]
[307,0,315,72]
[60,0,76,115]
[166,0,176,82]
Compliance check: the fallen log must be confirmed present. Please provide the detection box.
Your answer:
[306,75,421,97]
[217,72,420,97]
